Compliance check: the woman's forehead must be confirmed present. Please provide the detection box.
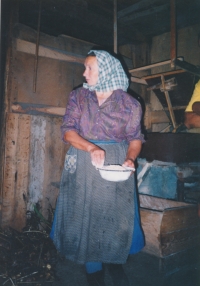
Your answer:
[84,56,98,66]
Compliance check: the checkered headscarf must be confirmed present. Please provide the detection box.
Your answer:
[83,50,129,92]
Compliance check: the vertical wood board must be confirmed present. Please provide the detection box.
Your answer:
[12,115,31,230]
[140,209,163,257]
[2,114,19,226]
[2,114,30,229]
[41,116,68,221]
[28,116,46,211]
[160,206,199,233]
[2,113,67,230]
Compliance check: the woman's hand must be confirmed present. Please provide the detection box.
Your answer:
[64,131,105,167]
[122,140,142,170]
[89,146,105,168]
[122,158,135,169]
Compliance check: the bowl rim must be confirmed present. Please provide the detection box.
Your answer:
[97,165,135,172]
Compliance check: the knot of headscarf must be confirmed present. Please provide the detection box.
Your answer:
[83,50,129,92]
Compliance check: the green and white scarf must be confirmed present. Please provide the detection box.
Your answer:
[83,50,129,92]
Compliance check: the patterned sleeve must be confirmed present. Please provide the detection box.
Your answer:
[125,99,145,143]
[61,89,81,141]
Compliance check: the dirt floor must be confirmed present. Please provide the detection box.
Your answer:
[52,251,200,286]
[0,227,199,286]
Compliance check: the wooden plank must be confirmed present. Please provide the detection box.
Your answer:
[2,113,69,230]
[119,3,169,23]
[118,0,161,19]
[114,0,117,53]
[161,206,199,233]
[174,59,200,77]
[15,39,85,64]
[28,116,46,212]
[140,208,163,257]
[161,226,200,256]
[129,57,183,73]
[159,246,200,275]
[139,194,190,211]
[143,69,185,80]
[163,105,186,110]
[11,115,31,230]
[2,113,19,227]
[131,76,148,85]
[12,104,65,116]
[170,0,176,68]
[41,117,68,222]
[161,74,177,128]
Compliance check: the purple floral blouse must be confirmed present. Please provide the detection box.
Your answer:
[61,87,144,143]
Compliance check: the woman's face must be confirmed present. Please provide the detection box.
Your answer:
[83,56,99,86]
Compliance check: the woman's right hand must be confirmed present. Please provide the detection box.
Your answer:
[63,131,105,167]
[89,146,105,168]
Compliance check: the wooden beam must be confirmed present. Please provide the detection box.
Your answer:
[170,0,176,68]
[114,0,117,53]
[143,69,185,80]
[174,59,200,77]
[163,105,186,110]
[118,0,162,19]
[161,74,177,128]
[131,76,148,85]
[12,103,65,116]
[119,3,169,24]
[129,57,183,73]
[15,38,85,64]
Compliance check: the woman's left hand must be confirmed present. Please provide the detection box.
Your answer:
[122,140,142,170]
[122,158,135,169]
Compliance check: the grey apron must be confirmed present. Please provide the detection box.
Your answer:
[52,141,135,264]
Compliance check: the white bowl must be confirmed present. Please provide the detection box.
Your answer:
[97,165,135,182]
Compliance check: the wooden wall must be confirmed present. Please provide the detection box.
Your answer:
[1,23,94,230]
[2,113,68,230]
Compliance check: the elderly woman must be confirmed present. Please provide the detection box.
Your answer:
[51,50,145,286]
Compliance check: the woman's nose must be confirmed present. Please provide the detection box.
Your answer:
[83,69,87,77]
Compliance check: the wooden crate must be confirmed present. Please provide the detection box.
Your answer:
[139,194,200,258]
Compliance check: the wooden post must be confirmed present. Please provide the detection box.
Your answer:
[161,75,177,128]
[33,0,42,93]
[114,0,117,53]
[170,0,176,68]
